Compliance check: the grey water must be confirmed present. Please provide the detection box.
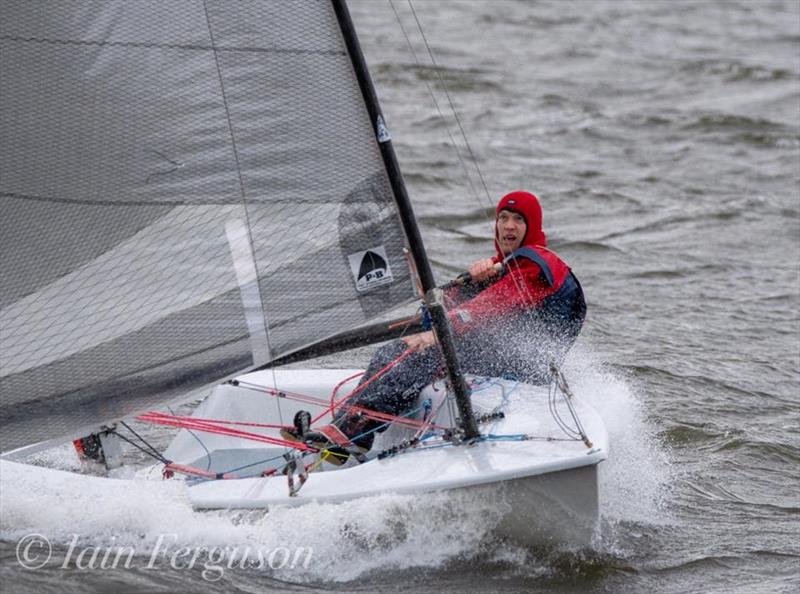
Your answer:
[1,0,798,592]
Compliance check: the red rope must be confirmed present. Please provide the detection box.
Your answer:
[163,462,232,480]
[346,404,448,431]
[139,351,444,451]
[311,348,414,424]
[328,371,364,421]
[141,411,290,430]
[136,412,316,452]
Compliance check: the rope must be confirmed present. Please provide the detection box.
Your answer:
[118,421,167,462]
[233,381,331,409]
[390,1,549,310]
[112,428,169,465]
[401,0,494,207]
[310,348,414,424]
[140,412,290,431]
[167,404,212,472]
[328,371,364,422]
[163,462,227,480]
[220,451,291,476]
[396,2,551,313]
[409,0,493,204]
[552,368,593,447]
[136,412,316,452]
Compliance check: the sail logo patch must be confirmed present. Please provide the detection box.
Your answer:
[348,246,394,292]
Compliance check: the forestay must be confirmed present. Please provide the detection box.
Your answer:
[0,0,416,451]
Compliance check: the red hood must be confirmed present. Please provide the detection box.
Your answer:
[494,190,547,257]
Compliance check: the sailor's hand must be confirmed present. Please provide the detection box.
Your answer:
[468,258,500,283]
[402,330,437,352]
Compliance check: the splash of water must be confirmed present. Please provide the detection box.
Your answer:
[563,345,675,562]
[0,350,672,582]
[0,458,507,583]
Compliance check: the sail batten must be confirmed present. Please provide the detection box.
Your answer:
[1,0,416,451]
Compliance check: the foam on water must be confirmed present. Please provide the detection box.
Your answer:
[0,458,505,583]
[0,355,672,583]
[566,349,673,524]
[560,347,676,567]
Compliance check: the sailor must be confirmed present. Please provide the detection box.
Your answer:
[286,191,586,462]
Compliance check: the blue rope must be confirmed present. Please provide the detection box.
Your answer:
[481,433,528,441]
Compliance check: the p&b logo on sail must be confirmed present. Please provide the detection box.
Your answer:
[348,246,394,292]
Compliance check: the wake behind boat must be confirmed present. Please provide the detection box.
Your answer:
[0,0,609,548]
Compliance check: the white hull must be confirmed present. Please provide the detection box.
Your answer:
[170,369,608,547]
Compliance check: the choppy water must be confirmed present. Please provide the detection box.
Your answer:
[1,0,798,592]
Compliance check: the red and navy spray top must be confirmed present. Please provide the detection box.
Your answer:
[447,191,577,333]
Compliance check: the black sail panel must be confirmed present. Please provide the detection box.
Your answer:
[0,0,416,451]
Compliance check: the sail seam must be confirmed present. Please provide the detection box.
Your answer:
[0,192,333,207]
[0,34,344,56]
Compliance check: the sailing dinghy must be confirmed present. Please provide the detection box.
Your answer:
[0,0,607,546]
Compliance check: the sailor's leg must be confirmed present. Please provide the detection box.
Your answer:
[334,340,442,448]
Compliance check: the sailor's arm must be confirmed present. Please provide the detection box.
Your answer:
[448,267,548,333]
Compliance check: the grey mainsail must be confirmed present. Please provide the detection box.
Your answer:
[0,0,417,451]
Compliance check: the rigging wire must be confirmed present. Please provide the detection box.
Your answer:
[388,0,483,206]
[391,1,540,310]
[552,367,592,447]
[118,421,166,462]
[115,422,170,465]
[402,0,494,207]
[168,404,212,472]
[548,379,581,440]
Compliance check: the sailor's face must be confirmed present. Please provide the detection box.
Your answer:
[496,209,526,255]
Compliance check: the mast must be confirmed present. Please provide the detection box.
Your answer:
[331,0,479,440]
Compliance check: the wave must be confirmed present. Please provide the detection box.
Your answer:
[713,437,800,465]
[653,551,800,575]
[678,111,799,147]
[374,62,503,94]
[681,479,800,516]
[555,240,625,254]
[557,188,643,208]
[669,429,800,466]
[594,206,755,242]
[678,58,795,83]
[418,206,495,226]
